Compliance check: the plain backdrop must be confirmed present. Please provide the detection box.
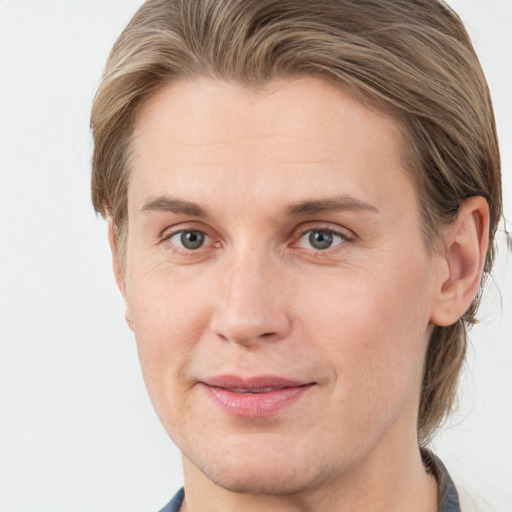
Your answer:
[0,1,511,511]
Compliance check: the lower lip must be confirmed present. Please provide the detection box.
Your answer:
[203,384,313,417]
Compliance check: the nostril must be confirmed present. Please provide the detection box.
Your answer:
[210,302,291,346]
[213,328,280,346]
[217,333,229,342]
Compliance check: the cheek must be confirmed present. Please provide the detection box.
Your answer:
[124,261,214,412]
[300,256,431,340]
[127,254,213,339]
[298,259,431,406]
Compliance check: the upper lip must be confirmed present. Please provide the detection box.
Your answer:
[201,375,313,391]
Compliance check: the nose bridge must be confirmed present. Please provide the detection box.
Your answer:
[211,242,290,345]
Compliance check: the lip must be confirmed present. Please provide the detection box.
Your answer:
[201,375,315,417]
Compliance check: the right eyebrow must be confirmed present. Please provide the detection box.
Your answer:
[140,196,208,217]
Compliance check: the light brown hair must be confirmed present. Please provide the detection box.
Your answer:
[91,0,502,444]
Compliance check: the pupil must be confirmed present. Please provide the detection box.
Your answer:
[181,231,204,249]
[309,231,332,250]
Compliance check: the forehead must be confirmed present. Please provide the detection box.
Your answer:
[132,77,401,157]
[128,77,415,219]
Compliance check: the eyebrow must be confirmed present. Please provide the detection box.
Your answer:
[286,196,379,216]
[140,195,379,218]
[140,197,207,217]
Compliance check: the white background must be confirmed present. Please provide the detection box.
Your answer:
[0,1,511,511]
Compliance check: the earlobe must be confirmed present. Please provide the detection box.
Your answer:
[430,196,490,327]
[107,219,134,331]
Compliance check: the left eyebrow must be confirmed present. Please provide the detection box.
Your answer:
[286,196,379,216]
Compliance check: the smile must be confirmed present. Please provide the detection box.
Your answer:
[201,375,315,417]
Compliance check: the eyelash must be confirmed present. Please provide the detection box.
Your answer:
[159,225,354,257]
[161,227,218,254]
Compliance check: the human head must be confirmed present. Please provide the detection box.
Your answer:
[91,0,501,445]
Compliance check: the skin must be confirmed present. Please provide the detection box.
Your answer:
[112,77,489,512]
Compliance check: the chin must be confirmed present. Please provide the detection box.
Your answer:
[182,433,338,496]
[202,459,321,495]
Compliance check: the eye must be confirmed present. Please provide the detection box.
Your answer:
[168,230,209,250]
[297,229,346,250]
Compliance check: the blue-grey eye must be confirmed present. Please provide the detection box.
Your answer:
[298,229,344,250]
[182,231,204,249]
[170,230,207,250]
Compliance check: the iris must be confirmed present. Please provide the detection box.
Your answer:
[308,230,334,250]
[180,231,205,249]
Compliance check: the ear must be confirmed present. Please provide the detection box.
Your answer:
[430,196,490,327]
[108,219,133,331]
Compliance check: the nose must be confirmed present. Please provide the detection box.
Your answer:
[210,249,292,347]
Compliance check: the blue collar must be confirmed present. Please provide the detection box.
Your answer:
[423,450,461,512]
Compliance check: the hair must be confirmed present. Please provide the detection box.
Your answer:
[91,0,502,444]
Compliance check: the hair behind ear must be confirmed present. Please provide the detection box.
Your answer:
[419,321,466,445]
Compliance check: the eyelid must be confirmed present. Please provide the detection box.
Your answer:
[160,220,211,240]
[293,222,354,241]
[161,226,208,242]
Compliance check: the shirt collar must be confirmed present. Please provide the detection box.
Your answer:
[422,449,461,512]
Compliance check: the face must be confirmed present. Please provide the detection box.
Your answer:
[121,77,441,496]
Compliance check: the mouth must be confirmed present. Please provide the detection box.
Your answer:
[223,386,289,394]
[200,375,315,417]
